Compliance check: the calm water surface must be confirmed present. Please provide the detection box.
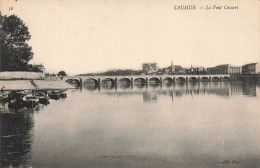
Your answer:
[1,82,260,168]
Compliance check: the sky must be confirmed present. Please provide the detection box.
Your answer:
[1,0,260,75]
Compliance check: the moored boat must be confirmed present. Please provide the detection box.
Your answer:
[59,90,67,98]
[39,95,50,105]
[0,93,9,103]
[8,99,25,109]
[48,90,67,99]
[33,91,50,105]
[48,90,60,100]
[23,94,39,109]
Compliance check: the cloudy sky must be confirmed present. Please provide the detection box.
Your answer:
[2,0,260,75]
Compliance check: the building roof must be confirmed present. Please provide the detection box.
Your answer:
[242,63,257,67]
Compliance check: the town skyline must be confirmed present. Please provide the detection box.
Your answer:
[1,0,260,75]
[53,61,256,76]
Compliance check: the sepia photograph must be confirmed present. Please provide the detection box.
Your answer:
[0,0,260,167]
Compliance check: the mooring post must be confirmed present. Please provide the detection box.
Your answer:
[146,77,148,84]
[160,77,162,83]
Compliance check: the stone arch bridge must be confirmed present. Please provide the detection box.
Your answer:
[62,74,230,87]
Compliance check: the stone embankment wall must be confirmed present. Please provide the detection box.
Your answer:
[0,71,44,80]
[0,80,75,90]
[239,74,260,82]
[230,74,243,81]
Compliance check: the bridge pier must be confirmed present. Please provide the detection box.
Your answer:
[79,78,83,88]
[131,77,133,85]
[65,74,231,87]
[115,83,117,90]
[114,78,118,85]
[97,78,101,86]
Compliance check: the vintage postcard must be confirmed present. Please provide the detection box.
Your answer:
[1,0,260,167]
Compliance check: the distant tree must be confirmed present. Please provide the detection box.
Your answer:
[58,70,67,76]
[78,69,143,76]
[0,13,33,71]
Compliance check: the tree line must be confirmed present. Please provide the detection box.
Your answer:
[78,69,143,76]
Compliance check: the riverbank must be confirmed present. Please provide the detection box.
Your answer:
[0,80,75,91]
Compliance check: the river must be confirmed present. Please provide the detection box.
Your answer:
[1,81,260,168]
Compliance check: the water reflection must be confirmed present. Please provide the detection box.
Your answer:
[101,84,115,90]
[143,91,157,102]
[148,83,161,88]
[118,83,131,90]
[1,81,259,168]
[162,82,173,87]
[84,84,99,91]
[135,84,146,89]
[242,82,257,97]
[83,82,258,102]
[1,112,34,167]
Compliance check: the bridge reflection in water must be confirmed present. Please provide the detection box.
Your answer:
[82,82,259,102]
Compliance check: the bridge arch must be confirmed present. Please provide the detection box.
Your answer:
[149,77,161,83]
[83,78,99,85]
[176,77,186,82]
[65,79,80,87]
[188,77,199,82]
[118,78,131,84]
[223,76,230,81]
[200,77,209,82]
[134,78,146,84]
[101,78,115,85]
[212,77,220,82]
[163,77,173,83]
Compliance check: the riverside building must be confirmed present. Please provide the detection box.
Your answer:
[207,64,241,75]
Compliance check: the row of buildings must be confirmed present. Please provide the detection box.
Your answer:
[142,62,260,75]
